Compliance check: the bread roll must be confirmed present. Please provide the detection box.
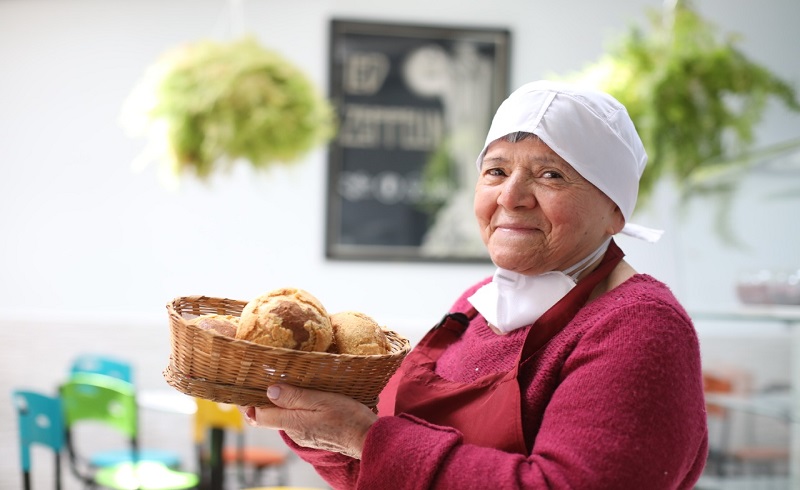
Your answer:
[329,311,390,355]
[188,314,239,337]
[237,287,333,352]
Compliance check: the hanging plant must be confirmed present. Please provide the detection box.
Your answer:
[120,36,336,181]
[563,0,800,211]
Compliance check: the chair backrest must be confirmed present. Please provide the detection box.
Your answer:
[59,374,200,490]
[193,398,244,443]
[13,390,65,470]
[703,371,736,417]
[69,354,133,384]
[60,373,138,439]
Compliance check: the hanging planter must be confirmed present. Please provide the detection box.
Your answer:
[564,0,800,211]
[120,36,336,182]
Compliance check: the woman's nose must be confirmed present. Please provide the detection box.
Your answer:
[497,175,536,209]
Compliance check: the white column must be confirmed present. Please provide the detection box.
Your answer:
[791,320,800,489]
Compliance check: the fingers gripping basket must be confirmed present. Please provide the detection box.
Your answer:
[165,296,411,409]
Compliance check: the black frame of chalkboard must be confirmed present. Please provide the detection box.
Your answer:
[325,19,511,262]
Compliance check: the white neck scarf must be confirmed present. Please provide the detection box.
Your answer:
[468,238,611,334]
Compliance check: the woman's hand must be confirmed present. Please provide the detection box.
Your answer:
[239,384,378,460]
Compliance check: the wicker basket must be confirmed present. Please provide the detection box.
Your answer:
[164,295,411,409]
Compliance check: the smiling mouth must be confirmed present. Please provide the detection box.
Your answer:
[494,225,539,235]
[494,226,540,238]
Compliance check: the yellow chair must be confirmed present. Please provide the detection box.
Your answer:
[194,398,289,489]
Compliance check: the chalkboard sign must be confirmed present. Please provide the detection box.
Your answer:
[325,19,510,261]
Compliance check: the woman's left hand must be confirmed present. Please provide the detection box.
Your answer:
[239,384,378,460]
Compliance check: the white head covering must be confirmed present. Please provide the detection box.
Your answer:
[477,80,662,242]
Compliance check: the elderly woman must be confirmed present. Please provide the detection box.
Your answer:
[241,81,709,489]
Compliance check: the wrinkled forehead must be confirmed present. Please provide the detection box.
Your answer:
[482,133,571,169]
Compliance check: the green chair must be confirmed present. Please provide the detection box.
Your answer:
[66,356,182,470]
[60,373,198,490]
[93,461,199,490]
[12,389,65,490]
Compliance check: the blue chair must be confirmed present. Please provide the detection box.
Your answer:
[60,373,197,490]
[12,389,65,490]
[69,353,134,384]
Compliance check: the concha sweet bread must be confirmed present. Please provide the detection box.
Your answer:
[188,314,239,338]
[236,287,333,352]
[329,311,391,355]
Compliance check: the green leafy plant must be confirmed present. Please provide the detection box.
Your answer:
[120,36,336,181]
[564,0,800,211]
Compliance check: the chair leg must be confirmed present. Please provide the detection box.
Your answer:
[55,454,62,490]
[236,459,248,488]
[209,429,225,490]
[277,463,289,486]
[246,464,279,488]
[249,465,264,487]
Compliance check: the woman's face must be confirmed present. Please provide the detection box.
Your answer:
[474,136,624,275]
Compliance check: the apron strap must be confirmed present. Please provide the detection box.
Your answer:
[520,239,624,360]
[419,308,475,360]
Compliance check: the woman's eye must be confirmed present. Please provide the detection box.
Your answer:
[485,168,507,177]
[542,170,563,179]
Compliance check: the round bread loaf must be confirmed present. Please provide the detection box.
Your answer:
[237,287,333,352]
[329,311,391,355]
[188,314,239,337]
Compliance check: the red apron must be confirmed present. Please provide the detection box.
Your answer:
[377,240,624,454]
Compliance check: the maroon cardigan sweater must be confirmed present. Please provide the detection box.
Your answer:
[285,274,709,489]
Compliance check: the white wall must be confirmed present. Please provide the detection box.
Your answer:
[2,0,799,488]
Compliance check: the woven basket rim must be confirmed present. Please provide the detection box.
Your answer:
[163,364,381,408]
[163,364,278,406]
[164,295,411,408]
[167,295,411,359]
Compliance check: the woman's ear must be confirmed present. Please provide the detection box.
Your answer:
[607,205,626,235]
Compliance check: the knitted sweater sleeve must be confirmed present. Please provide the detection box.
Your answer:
[523,293,708,489]
[285,277,708,490]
